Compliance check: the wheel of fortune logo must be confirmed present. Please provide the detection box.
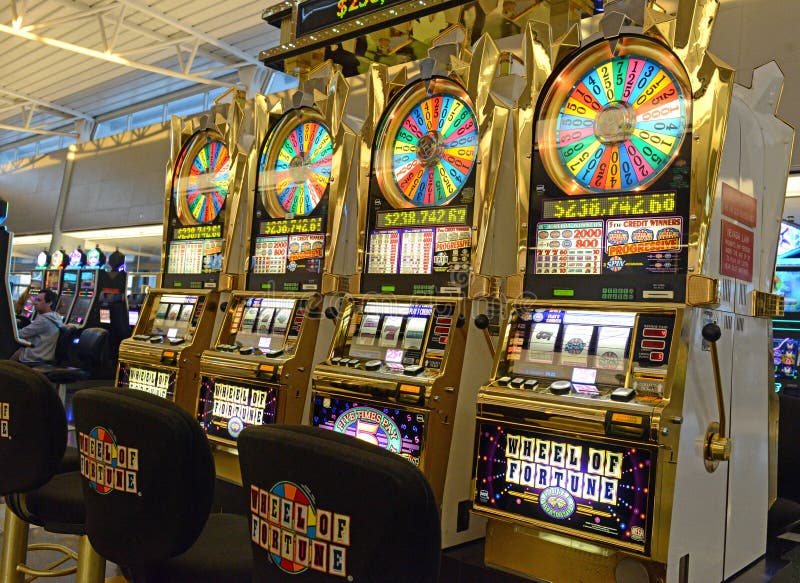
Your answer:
[78,426,140,495]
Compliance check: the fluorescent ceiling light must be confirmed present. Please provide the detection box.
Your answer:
[13,234,52,245]
[62,225,163,240]
[786,175,800,198]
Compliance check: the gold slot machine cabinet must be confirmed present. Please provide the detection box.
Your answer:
[197,63,356,483]
[472,5,793,582]
[117,92,249,414]
[310,31,514,548]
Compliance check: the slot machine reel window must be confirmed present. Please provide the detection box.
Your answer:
[536,37,691,195]
[229,297,296,354]
[148,295,199,339]
[502,309,637,390]
[344,302,438,369]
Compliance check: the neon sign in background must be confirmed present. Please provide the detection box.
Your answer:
[474,422,655,551]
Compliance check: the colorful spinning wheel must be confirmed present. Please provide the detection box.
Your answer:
[173,130,231,225]
[259,108,333,218]
[374,78,479,209]
[537,36,691,195]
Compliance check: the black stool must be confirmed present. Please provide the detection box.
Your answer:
[0,361,104,583]
[35,327,110,402]
[238,424,441,583]
[73,387,252,583]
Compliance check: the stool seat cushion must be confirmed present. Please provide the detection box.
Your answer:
[132,514,252,583]
[35,365,89,384]
[768,497,800,538]
[9,471,86,535]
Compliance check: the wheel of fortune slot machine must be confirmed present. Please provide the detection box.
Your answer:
[310,32,516,549]
[471,7,793,582]
[196,64,356,483]
[116,93,249,415]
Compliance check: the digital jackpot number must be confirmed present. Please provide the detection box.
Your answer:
[261,216,323,236]
[542,192,676,220]
[378,206,468,228]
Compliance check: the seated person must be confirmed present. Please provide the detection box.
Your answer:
[10,289,64,366]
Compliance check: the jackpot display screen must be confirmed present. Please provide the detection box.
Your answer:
[500,308,675,392]
[227,297,302,353]
[249,108,331,293]
[474,422,655,552]
[198,378,278,443]
[311,395,426,467]
[145,294,203,338]
[164,130,230,288]
[527,35,692,303]
[342,300,453,371]
[362,77,478,295]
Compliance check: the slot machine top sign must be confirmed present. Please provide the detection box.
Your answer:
[173,130,231,226]
[538,37,690,195]
[258,108,333,218]
[374,77,478,209]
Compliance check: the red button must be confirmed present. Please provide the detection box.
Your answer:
[641,339,666,350]
[643,327,668,338]
[649,352,664,362]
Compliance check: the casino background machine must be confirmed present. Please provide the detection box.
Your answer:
[0,199,22,358]
[472,6,793,582]
[197,63,356,478]
[18,251,49,321]
[117,92,248,414]
[310,31,514,548]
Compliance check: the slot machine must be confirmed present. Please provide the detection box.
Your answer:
[54,247,86,322]
[196,63,356,482]
[310,32,513,548]
[772,221,800,394]
[117,92,249,414]
[67,247,127,332]
[18,252,48,321]
[43,248,67,304]
[0,199,22,358]
[471,7,793,582]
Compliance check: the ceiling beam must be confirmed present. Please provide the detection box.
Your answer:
[0,23,237,88]
[0,122,74,138]
[0,86,93,120]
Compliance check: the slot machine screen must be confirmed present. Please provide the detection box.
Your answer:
[345,302,436,367]
[774,271,800,313]
[148,295,199,337]
[128,310,139,327]
[55,271,78,318]
[311,395,426,467]
[229,297,296,352]
[68,298,92,325]
[198,378,279,443]
[99,309,111,324]
[501,309,641,387]
[79,269,96,291]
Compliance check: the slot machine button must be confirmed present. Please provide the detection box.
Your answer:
[496,376,512,386]
[649,352,665,362]
[133,334,150,341]
[524,379,539,390]
[509,377,525,388]
[610,387,636,402]
[149,336,164,343]
[239,347,255,355]
[549,380,572,395]
[168,338,184,346]
[263,349,284,358]
[346,359,360,368]
[365,360,382,371]
[403,364,425,376]
[330,356,343,365]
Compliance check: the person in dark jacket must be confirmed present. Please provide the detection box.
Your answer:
[10,289,64,366]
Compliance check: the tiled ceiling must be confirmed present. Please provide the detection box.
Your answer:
[0,0,283,149]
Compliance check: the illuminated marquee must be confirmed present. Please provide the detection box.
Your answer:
[250,481,351,577]
[1,402,9,439]
[127,367,172,399]
[212,382,272,437]
[333,406,404,459]
[504,433,621,506]
[78,427,140,495]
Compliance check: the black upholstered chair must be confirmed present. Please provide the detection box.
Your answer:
[72,387,252,583]
[238,425,441,583]
[0,360,104,582]
[769,394,800,541]
[35,327,112,402]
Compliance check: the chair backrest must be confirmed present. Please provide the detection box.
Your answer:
[76,327,109,368]
[54,324,79,364]
[72,387,215,566]
[778,394,800,501]
[0,360,66,494]
[238,425,441,583]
